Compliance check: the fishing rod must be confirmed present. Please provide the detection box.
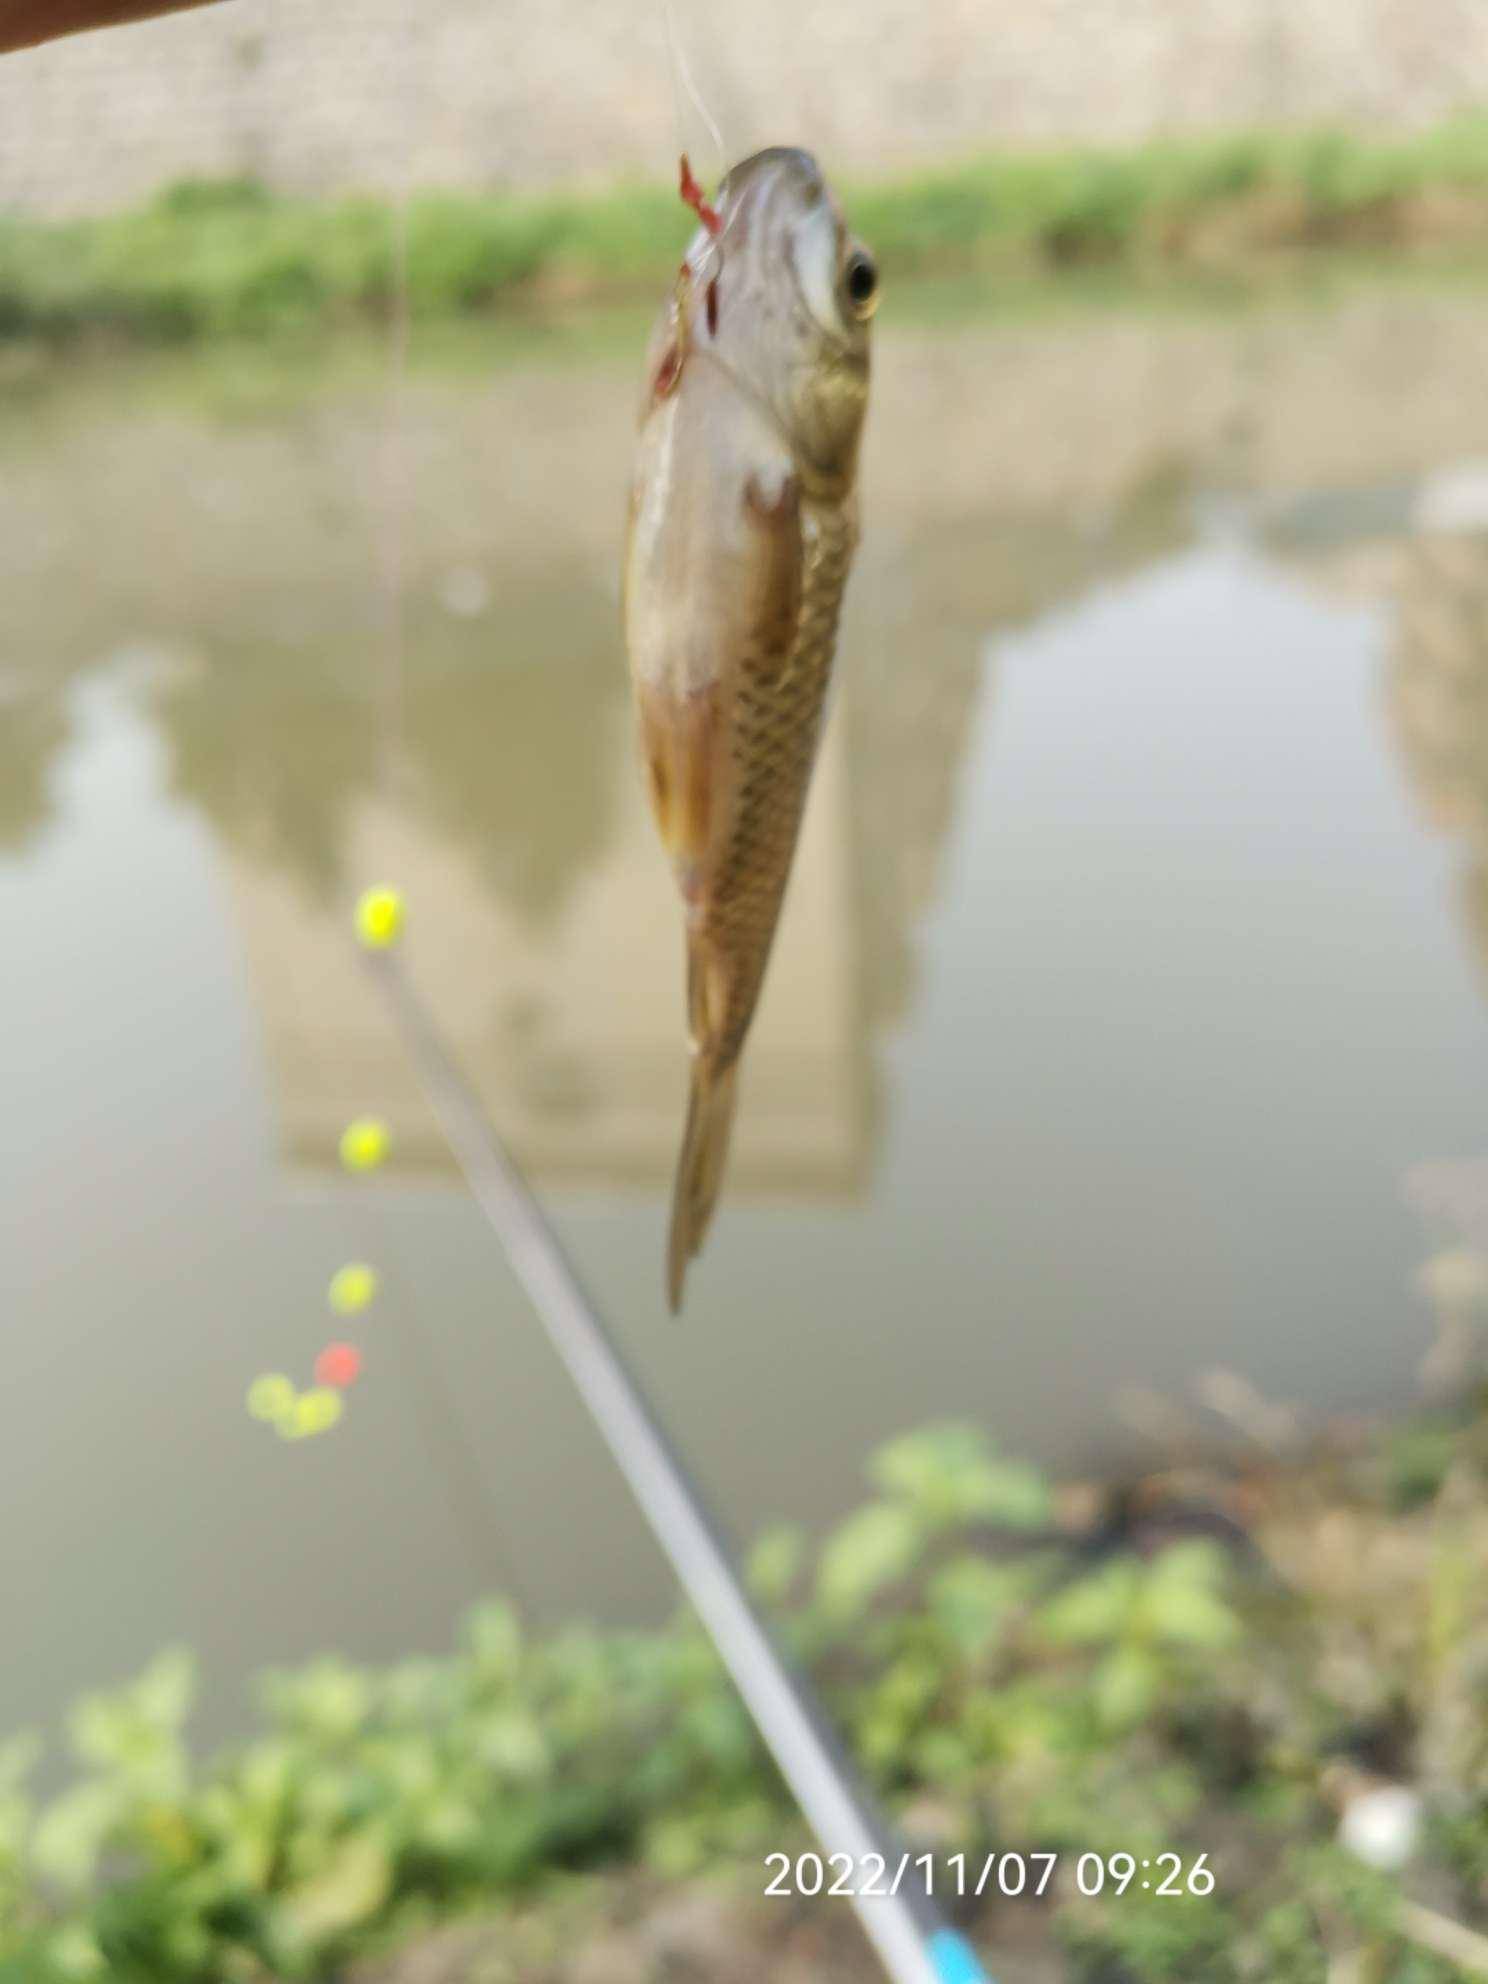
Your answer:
[358,935,992,1984]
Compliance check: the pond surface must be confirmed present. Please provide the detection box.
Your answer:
[4,266,1488,1754]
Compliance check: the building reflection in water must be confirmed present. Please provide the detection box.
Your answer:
[1386,478,1488,1390]
[24,284,1488,1204]
[159,460,1192,1202]
[1389,474,1488,1003]
[1259,458,1488,1016]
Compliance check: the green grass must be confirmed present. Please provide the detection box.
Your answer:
[4,116,1488,346]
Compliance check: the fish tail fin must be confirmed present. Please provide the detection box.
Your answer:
[667,1052,739,1314]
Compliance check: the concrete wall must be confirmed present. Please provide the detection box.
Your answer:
[2,0,1487,217]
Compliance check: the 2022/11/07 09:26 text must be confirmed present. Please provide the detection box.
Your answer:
[763,1850,1216,1900]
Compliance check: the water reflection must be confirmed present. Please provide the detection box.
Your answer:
[9,274,1488,1748]
[156,648,378,903]
[0,685,68,853]
[1390,502,1488,998]
[8,285,1488,1208]
[151,593,628,926]
[124,453,1197,1195]
[4,297,1488,1208]
[1267,462,1488,1400]
[400,603,625,933]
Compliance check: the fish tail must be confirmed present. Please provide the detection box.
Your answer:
[667,1051,739,1313]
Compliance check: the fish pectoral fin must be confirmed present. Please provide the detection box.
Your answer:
[635,679,727,877]
[742,469,803,674]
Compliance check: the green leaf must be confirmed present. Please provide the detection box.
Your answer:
[913,1725,976,1787]
[1386,1426,1458,1511]
[1141,1581,1240,1650]
[31,1785,122,1891]
[927,1558,1023,1658]
[1038,1562,1140,1645]
[746,1525,806,1606]
[280,1832,393,1942]
[68,1659,193,1787]
[130,1649,195,1735]
[461,1601,523,1685]
[871,1425,1053,1530]
[43,1926,104,1979]
[972,1459,1055,1529]
[472,1710,549,1782]
[1094,1646,1161,1729]
[260,1658,371,1743]
[413,1797,480,1854]
[642,1812,710,1879]
[1139,1543,1240,1649]
[817,1501,921,1615]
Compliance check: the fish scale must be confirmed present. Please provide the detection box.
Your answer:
[705,501,856,1066]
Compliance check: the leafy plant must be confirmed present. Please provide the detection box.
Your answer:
[2,1415,1487,1980]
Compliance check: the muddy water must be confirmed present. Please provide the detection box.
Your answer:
[3,268,1488,1750]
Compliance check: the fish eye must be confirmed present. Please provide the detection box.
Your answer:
[843,249,878,315]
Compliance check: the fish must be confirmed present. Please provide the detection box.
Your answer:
[622,147,878,1310]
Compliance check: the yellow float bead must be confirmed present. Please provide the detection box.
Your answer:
[339,1116,391,1173]
[279,1388,344,1440]
[247,1373,296,1424]
[327,1263,379,1314]
[355,885,405,950]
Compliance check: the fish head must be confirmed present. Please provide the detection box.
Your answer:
[688,146,875,486]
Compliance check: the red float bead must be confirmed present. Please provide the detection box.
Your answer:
[315,1342,362,1389]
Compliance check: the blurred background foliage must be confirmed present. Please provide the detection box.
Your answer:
[3,116,1488,347]
[3,1414,1488,1983]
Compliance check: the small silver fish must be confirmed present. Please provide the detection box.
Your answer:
[623,147,877,1309]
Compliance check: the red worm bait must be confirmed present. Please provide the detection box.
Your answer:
[679,154,723,237]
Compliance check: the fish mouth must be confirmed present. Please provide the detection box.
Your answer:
[720,146,826,208]
[712,148,853,342]
[716,146,832,251]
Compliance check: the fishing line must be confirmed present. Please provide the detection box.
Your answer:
[375,175,409,790]
[343,1185,533,1602]
[660,0,727,184]
[332,31,536,1612]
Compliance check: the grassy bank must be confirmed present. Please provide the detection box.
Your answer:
[4,117,1488,345]
[3,1410,1488,1983]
